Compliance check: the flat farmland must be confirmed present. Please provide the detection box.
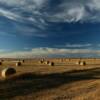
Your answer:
[0,58,100,100]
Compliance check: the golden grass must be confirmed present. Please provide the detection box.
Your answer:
[0,58,100,100]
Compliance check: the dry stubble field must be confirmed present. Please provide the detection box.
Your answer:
[0,58,100,100]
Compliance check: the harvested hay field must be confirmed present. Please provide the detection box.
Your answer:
[0,58,100,100]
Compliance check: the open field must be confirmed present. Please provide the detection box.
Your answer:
[0,58,100,100]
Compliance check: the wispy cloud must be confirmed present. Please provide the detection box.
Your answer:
[1,0,100,25]
[0,9,21,21]
[0,0,48,37]
[55,43,92,48]
[0,0,100,38]
[65,44,92,48]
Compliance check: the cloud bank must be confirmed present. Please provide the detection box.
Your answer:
[1,47,100,58]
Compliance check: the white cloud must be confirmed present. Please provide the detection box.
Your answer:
[33,0,47,7]
[90,0,100,10]
[67,7,85,22]
[0,9,21,21]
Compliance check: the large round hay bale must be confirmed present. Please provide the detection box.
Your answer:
[80,61,86,66]
[49,62,55,66]
[16,62,21,66]
[1,67,16,78]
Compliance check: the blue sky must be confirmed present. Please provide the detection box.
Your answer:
[0,0,100,58]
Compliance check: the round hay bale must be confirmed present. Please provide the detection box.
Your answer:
[16,62,21,66]
[1,67,16,78]
[1,59,4,62]
[60,59,63,62]
[76,61,81,65]
[49,62,55,66]
[41,58,45,62]
[39,59,45,64]
[0,62,2,65]
[45,61,50,65]
[39,60,44,64]
[22,60,25,63]
[80,61,86,66]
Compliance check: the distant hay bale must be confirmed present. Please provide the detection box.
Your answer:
[1,60,4,62]
[80,61,86,66]
[1,67,16,78]
[39,58,45,64]
[41,58,45,62]
[0,62,2,65]
[39,60,44,64]
[45,61,50,65]
[76,61,81,65]
[66,59,69,62]
[16,62,21,66]
[22,60,25,63]
[68,58,71,61]
[61,59,63,62]
[49,62,55,66]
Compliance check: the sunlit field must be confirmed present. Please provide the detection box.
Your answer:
[0,58,100,100]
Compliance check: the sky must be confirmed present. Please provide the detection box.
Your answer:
[0,0,100,58]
